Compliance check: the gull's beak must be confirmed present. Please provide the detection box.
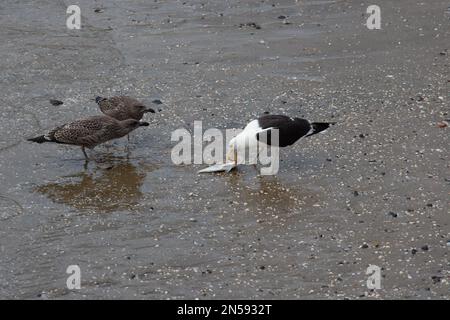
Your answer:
[145,108,156,113]
[139,122,150,127]
[226,148,234,162]
[226,146,237,165]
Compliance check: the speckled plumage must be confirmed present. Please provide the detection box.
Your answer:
[28,115,149,159]
[95,96,155,121]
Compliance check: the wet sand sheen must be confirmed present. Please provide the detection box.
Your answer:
[0,0,448,299]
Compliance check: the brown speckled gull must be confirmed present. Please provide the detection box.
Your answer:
[95,96,155,121]
[27,115,149,160]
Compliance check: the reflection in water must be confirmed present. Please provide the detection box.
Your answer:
[0,194,24,220]
[36,162,146,212]
[226,173,319,214]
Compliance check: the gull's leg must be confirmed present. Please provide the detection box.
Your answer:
[81,146,89,160]
[254,149,261,173]
[125,137,130,157]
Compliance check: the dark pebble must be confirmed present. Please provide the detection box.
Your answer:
[431,276,442,284]
[278,15,287,19]
[152,99,163,105]
[94,8,103,13]
[411,248,417,255]
[259,265,265,270]
[353,191,359,196]
[49,99,63,106]
[388,211,398,218]
[361,244,369,249]
[426,203,433,207]
[421,245,429,251]
[240,22,261,29]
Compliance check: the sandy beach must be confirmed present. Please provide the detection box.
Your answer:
[0,0,448,299]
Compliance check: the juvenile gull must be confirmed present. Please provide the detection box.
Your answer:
[27,115,149,160]
[95,96,155,121]
[226,114,335,166]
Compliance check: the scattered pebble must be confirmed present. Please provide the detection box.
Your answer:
[152,99,163,105]
[387,211,398,218]
[431,276,442,284]
[437,121,448,128]
[49,99,63,106]
[239,22,261,30]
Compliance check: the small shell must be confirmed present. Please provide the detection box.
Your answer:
[437,121,448,128]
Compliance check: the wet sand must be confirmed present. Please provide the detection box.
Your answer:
[0,0,448,299]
